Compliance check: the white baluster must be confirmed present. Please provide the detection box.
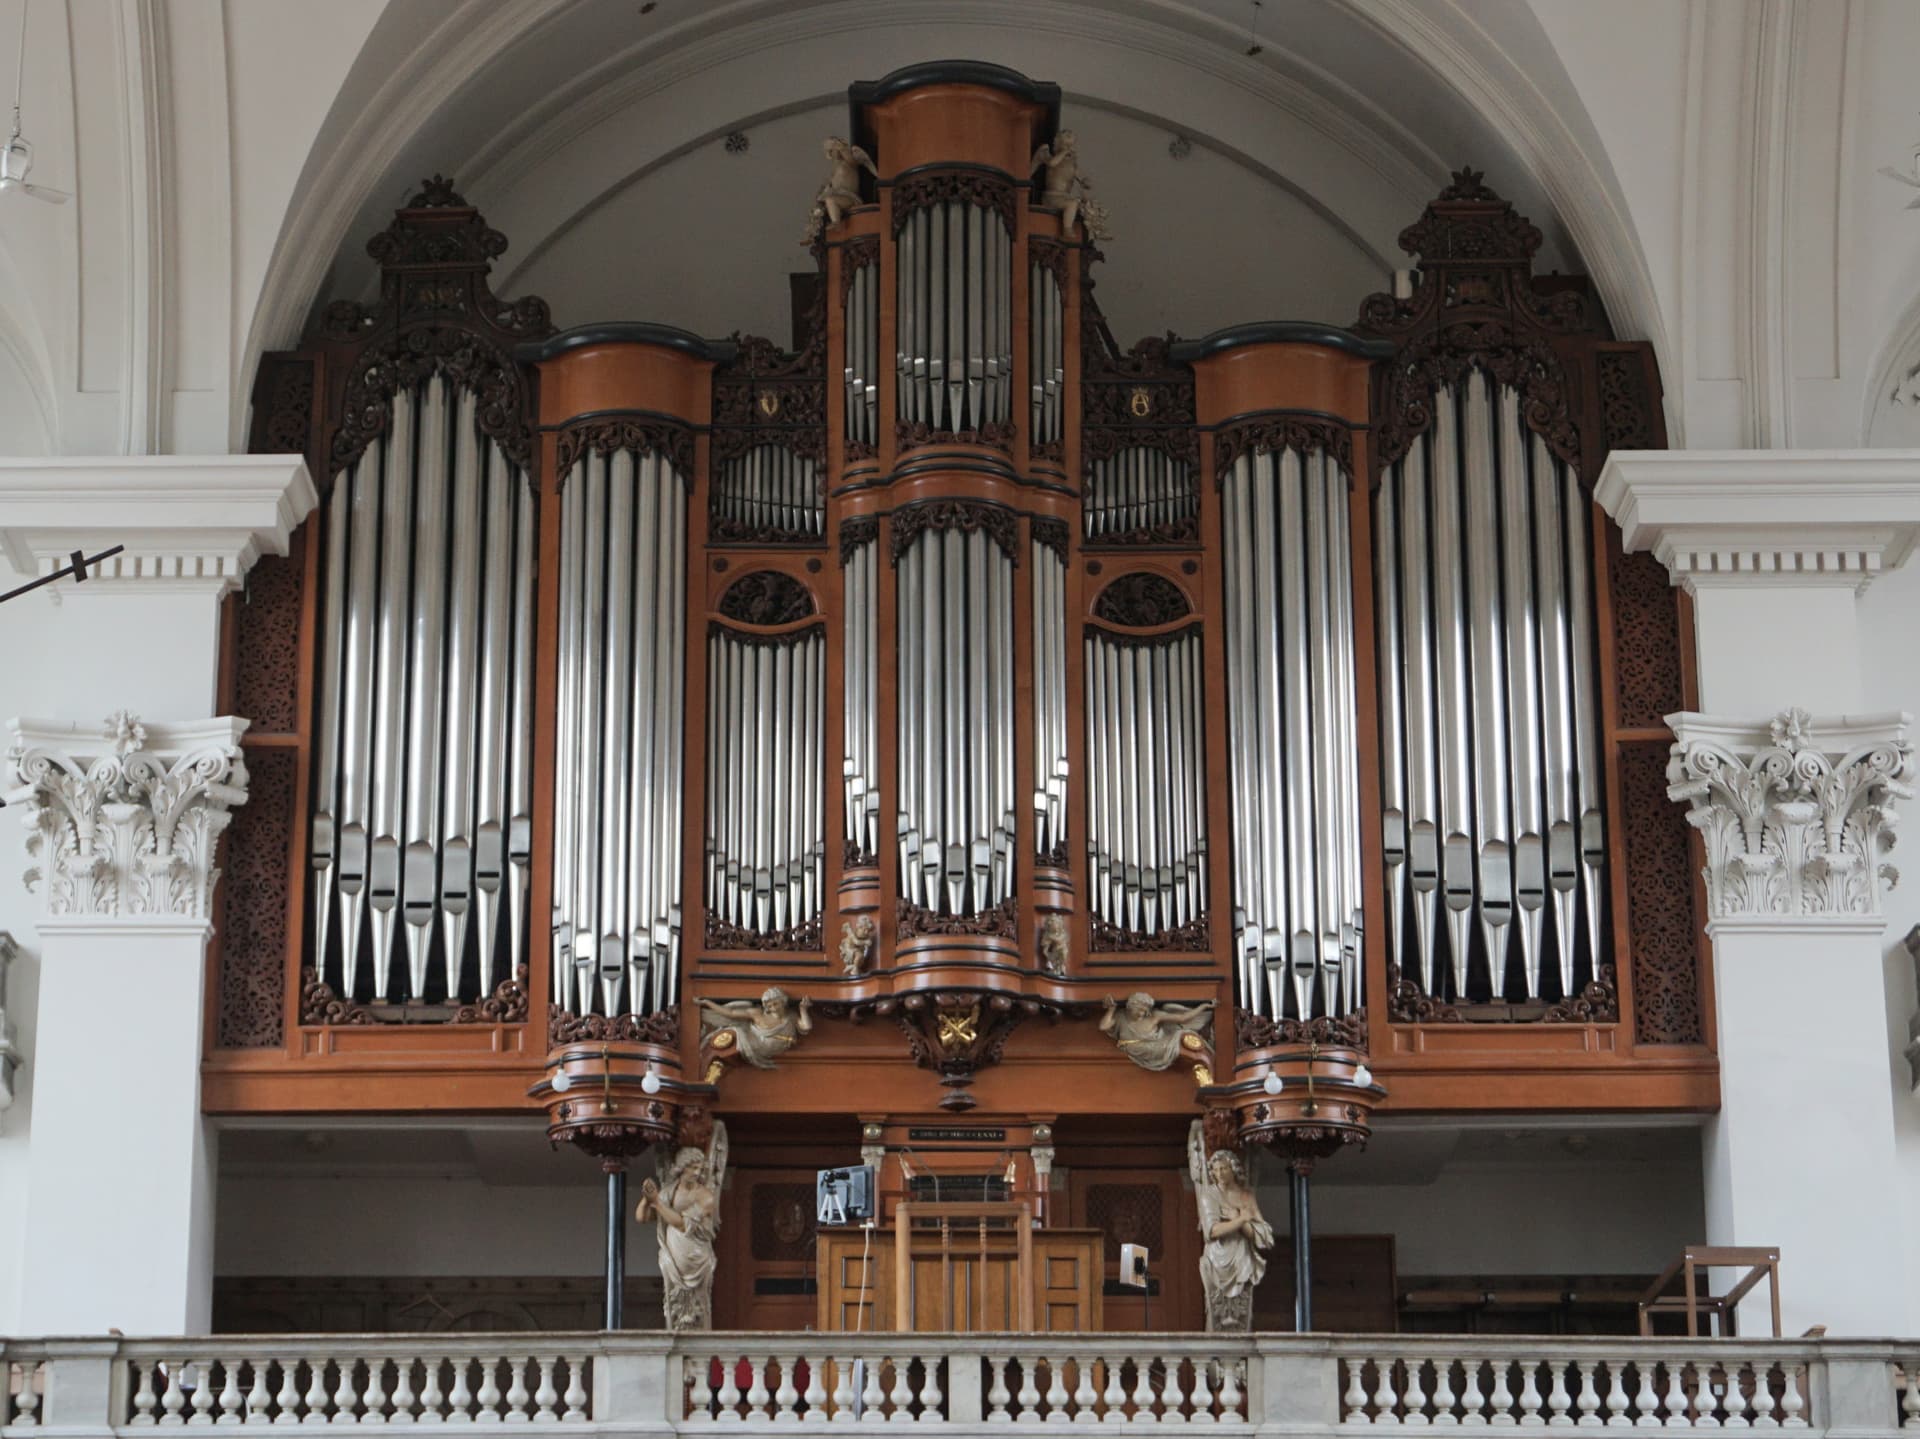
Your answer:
[1159,1360,1189,1429]
[326,1361,357,1427]
[191,1363,219,1426]
[886,1357,913,1422]
[1572,1362,1600,1428]
[1127,1358,1156,1427]
[687,1357,714,1425]
[533,1358,558,1423]
[1187,1361,1214,1428]
[1343,1359,1370,1425]
[1723,1366,1752,1430]
[1601,1362,1635,1429]
[1631,1360,1662,1430]
[12,1365,40,1430]
[1488,1360,1516,1428]
[1545,1364,1571,1427]
[1750,1363,1778,1432]
[830,1358,855,1424]
[416,1361,443,1427]
[773,1358,800,1424]
[1072,1359,1099,1425]
[1903,1366,1920,1431]
[1516,1363,1543,1427]
[1016,1360,1042,1424]
[858,1358,884,1424]
[1372,1359,1398,1428]
[446,1362,473,1425]
[134,1362,160,1426]
[245,1361,275,1426]
[1657,1364,1687,1431]
[209,1360,241,1426]
[1432,1360,1458,1427]
[1401,1360,1429,1427]
[918,1357,944,1422]
[563,1358,589,1423]
[1778,1365,1805,1429]
[158,1363,190,1427]
[1044,1359,1070,1426]
[799,1356,827,1425]
[475,1360,503,1426]
[740,1358,768,1423]
[716,1357,743,1424]
[389,1359,417,1428]
[503,1359,530,1424]
[360,1358,388,1426]
[1218,1363,1244,1425]
[301,1361,329,1427]
[986,1358,1012,1424]
[1458,1360,1485,1426]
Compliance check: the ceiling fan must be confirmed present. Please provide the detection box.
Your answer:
[0,0,67,204]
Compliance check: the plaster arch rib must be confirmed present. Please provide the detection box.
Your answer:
[236,0,1672,450]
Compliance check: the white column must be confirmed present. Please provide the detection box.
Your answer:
[6,716,249,1334]
[1601,449,1920,1336]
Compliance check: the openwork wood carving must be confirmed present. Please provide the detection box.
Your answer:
[888,500,1020,564]
[890,169,1017,236]
[1212,413,1354,482]
[1092,574,1191,628]
[216,745,294,1049]
[554,416,695,479]
[715,571,816,626]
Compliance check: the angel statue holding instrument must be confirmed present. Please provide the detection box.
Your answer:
[637,1120,728,1331]
[1188,1120,1274,1332]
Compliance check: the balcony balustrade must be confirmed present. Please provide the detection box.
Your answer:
[0,1333,1912,1434]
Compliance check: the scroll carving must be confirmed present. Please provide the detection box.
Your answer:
[891,169,1017,237]
[548,1004,680,1048]
[888,500,1020,564]
[1092,574,1191,627]
[554,416,695,479]
[715,571,817,626]
[1236,1007,1368,1053]
[1213,414,1354,483]
[839,516,879,566]
[897,896,1019,941]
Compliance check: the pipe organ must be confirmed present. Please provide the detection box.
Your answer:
[224,63,1705,1130]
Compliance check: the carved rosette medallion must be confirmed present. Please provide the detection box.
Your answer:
[1668,708,1915,918]
[7,714,250,922]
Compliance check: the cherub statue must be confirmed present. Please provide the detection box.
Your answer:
[698,987,812,1069]
[1030,129,1111,240]
[1188,1121,1274,1333]
[803,137,879,244]
[637,1121,728,1331]
[1037,913,1069,976]
[839,914,876,976]
[1099,991,1213,1071]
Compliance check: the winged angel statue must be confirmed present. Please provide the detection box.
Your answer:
[637,1120,729,1331]
[1188,1120,1274,1332]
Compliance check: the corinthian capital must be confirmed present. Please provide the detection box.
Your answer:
[1667,709,1914,919]
[5,714,250,923]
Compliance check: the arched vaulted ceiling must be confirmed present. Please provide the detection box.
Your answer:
[243,0,1666,442]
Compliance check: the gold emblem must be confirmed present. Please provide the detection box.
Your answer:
[756,391,781,419]
[1128,386,1152,419]
[710,1029,736,1049]
[1192,1063,1214,1087]
[1180,1031,1204,1051]
[937,1002,981,1050]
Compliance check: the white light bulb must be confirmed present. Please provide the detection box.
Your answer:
[641,1065,662,1095]
[1263,1070,1284,1096]
[1354,1063,1373,1088]
[551,1071,572,1094]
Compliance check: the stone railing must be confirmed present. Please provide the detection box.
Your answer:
[0,1334,1914,1434]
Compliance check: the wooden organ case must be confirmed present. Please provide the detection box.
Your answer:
[216,63,1713,1330]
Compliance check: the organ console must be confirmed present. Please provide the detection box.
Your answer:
[215,61,1712,1324]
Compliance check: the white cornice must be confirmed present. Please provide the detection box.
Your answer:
[1596,449,1920,591]
[0,455,316,594]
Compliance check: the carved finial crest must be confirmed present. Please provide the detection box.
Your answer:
[408,175,468,208]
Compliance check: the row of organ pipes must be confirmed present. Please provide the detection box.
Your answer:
[1084,624,1209,937]
[550,446,687,1018]
[895,201,1014,432]
[1085,448,1197,542]
[1221,443,1365,1022]
[1029,259,1065,447]
[841,535,880,863]
[1031,540,1070,863]
[895,526,1018,916]
[1375,371,1607,1004]
[843,257,880,451]
[706,626,827,936]
[711,444,823,538]
[309,377,535,1005]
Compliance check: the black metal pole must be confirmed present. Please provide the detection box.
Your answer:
[604,1165,627,1330]
[1290,1163,1313,1332]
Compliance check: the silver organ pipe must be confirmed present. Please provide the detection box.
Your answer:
[1222,445,1363,1020]
[1376,374,1608,1006]
[896,200,1012,432]
[895,525,1016,916]
[844,258,879,450]
[1029,260,1064,448]
[554,447,687,1017]
[706,624,826,940]
[842,535,879,863]
[714,443,822,538]
[311,378,536,1006]
[1084,623,1206,941]
[1086,449,1196,542]
[1032,539,1068,861]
